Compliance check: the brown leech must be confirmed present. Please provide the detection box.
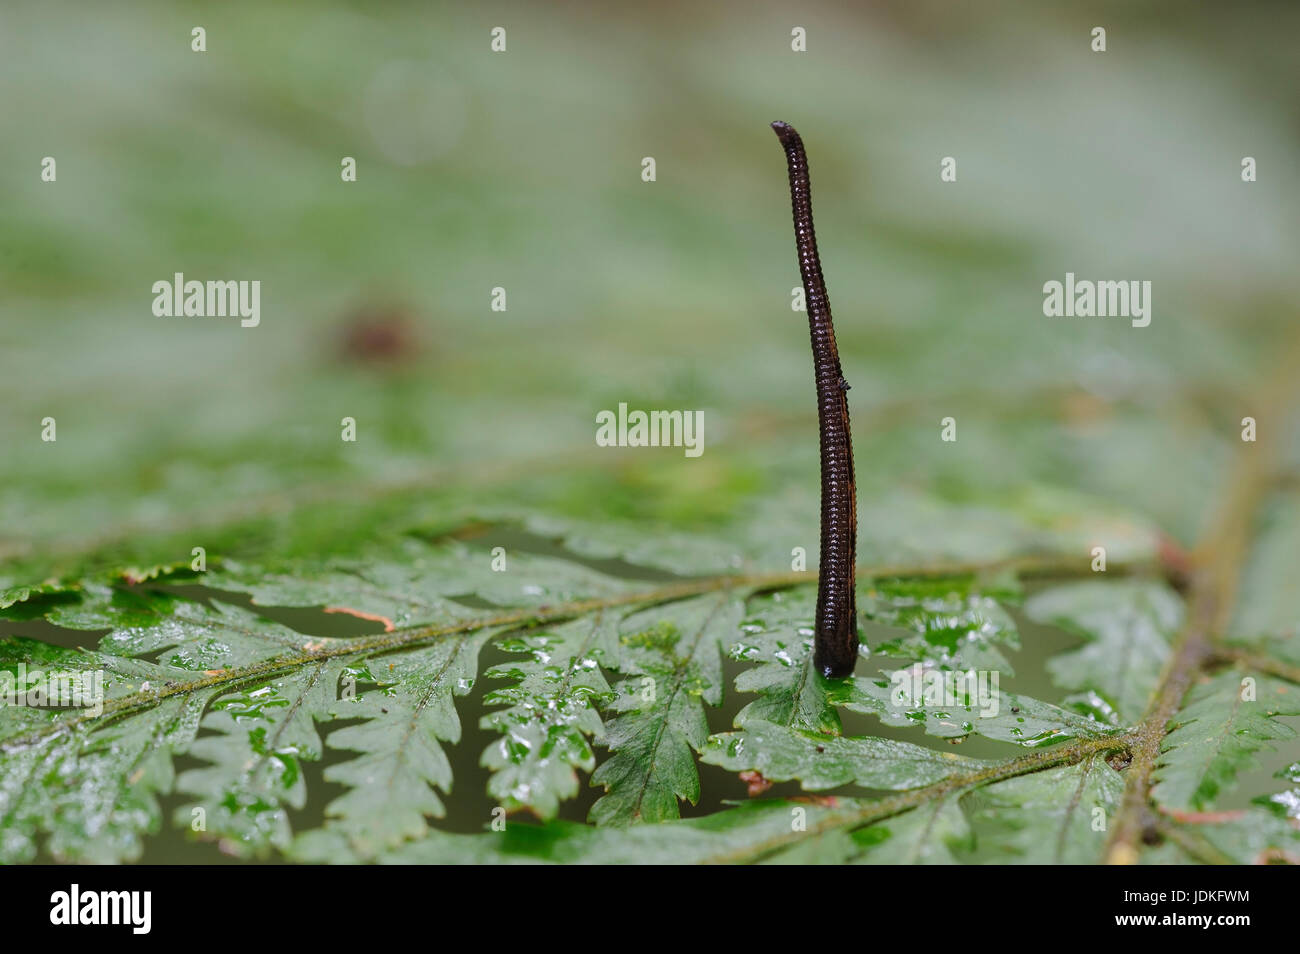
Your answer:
[771,121,858,679]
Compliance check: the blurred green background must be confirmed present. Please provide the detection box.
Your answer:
[2,0,1298,580]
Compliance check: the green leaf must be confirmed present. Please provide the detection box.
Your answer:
[589,593,743,825]
[1174,809,1300,864]
[0,580,77,611]
[213,540,636,630]
[0,635,213,863]
[701,719,981,791]
[1229,496,1300,644]
[479,615,616,820]
[1153,671,1300,811]
[381,798,868,864]
[1225,495,1300,670]
[729,588,838,733]
[1027,580,1181,724]
[25,581,324,671]
[177,658,350,857]
[0,693,210,863]
[958,758,1123,863]
[842,799,972,864]
[831,663,1117,746]
[762,759,1124,865]
[860,574,1022,674]
[293,633,489,861]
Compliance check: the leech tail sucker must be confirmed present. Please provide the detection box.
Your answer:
[771,121,859,680]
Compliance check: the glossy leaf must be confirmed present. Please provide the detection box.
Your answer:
[1027,580,1181,724]
[702,719,981,791]
[1153,671,1300,812]
[479,616,616,820]
[831,663,1117,746]
[588,594,744,825]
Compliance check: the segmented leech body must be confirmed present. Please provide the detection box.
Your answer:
[771,121,859,679]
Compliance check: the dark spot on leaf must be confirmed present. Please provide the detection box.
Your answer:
[337,304,420,365]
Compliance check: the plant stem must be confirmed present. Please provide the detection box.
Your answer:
[707,733,1134,864]
[1102,331,1300,864]
[1213,646,1300,685]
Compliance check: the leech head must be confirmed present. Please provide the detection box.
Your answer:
[770,120,797,144]
[772,120,860,680]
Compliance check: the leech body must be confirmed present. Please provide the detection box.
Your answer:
[771,121,859,679]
